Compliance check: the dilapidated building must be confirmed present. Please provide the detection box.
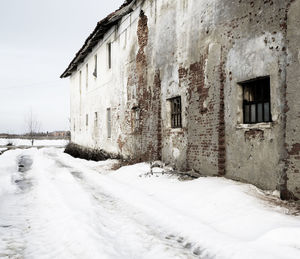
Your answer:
[61,0,300,199]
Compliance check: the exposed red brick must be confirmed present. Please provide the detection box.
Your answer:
[117,135,125,152]
[288,143,300,156]
[120,11,162,163]
[244,129,265,141]
[217,49,226,176]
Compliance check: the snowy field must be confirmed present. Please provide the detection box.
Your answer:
[0,138,68,147]
[0,148,300,259]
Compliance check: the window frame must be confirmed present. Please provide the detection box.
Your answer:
[240,76,272,124]
[169,96,182,128]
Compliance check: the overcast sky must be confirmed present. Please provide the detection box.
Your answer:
[0,0,124,134]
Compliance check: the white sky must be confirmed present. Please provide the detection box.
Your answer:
[0,0,124,134]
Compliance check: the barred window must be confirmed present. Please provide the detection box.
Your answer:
[241,77,271,124]
[170,97,182,128]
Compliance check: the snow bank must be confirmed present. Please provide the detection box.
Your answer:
[0,149,23,197]
[0,138,68,147]
[57,151,300,259]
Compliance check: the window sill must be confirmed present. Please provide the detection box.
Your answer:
[236,122,273,130]
[168,127,185,134]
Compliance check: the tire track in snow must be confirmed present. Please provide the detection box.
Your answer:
[47,150,213,259]
[0,148,212,259]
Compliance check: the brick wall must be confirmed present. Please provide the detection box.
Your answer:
[121,11,162,162]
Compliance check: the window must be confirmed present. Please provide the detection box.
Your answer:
[241,77,271,124]
[86,63,88,90]
[79,71,82,94]
[108,42,112,69]
[107,108,111,138]
[131,107,140,131]
[169,96,182,128]
[93,55,97,77]
[86,114,88,127]
[94,112,98,127]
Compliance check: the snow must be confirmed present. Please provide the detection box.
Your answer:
[0,148,300,259]
[0,148,8,152]
[0,138,68,147]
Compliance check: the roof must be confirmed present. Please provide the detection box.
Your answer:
[60,0,136,78]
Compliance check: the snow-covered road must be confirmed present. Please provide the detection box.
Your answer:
[0,148,202,259]
[1,148,300,259]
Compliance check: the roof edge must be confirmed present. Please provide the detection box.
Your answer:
[60,0,136,78]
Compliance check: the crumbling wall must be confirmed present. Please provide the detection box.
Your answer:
[119,9,162,162]
[285,0,300,199]
[212,0,294,193]
[68,0,300,199]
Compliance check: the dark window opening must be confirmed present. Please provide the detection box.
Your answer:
[79,71,82,94]
[170,96,182,128]
[93,55,97,77]
[241,76,272,124]
[108,42,112,69]
[86,64,88,89]
[94,112,98,127]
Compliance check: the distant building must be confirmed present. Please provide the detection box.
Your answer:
[49,131,70,138]
[61,0,300,200]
